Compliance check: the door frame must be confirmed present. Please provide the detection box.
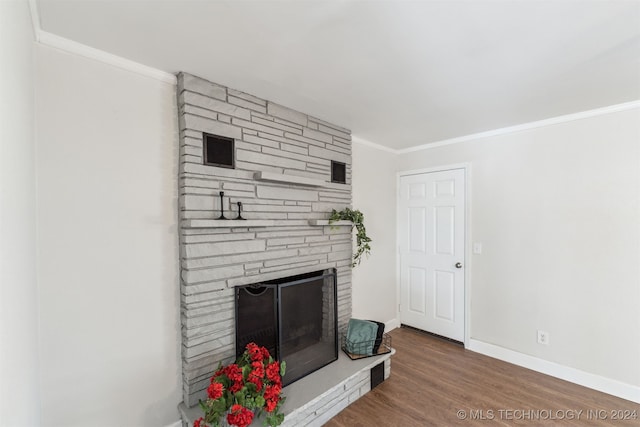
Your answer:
[396,163,472,346]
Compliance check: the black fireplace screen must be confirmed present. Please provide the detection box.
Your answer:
[235,269,338,386]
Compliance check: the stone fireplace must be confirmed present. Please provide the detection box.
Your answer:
[177,72,353,404]
[177,73,391,425]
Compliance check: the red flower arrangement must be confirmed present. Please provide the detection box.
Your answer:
[194,343,286,427]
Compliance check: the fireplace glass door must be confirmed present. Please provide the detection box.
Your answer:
[235,269,338,386]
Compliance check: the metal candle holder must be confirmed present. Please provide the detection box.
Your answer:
[217,191,227,220]
[236,202,245,220]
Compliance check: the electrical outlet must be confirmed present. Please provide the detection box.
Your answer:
[537,330,550,345]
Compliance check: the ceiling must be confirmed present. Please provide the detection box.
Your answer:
[37,0,640,150]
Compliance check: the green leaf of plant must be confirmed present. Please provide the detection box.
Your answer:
[211,398,227,413]
[328,207,371,267]
[236,390,245,406]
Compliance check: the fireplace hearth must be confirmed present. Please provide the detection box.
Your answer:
[236,269,338,386]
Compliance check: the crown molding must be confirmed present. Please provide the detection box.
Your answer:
[37,31,177,84]
[352,136,399,154]
[27,0,41,42]
[398,100,640,154]
[28,0,176,84]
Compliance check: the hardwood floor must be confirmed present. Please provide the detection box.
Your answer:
[325,327,640,426]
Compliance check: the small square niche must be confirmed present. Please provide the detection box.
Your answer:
[331,161,346,184]
[203,133,235,168]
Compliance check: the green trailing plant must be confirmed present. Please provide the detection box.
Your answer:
[329,208,372,267]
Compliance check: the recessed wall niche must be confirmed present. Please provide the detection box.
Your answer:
[331,161,346,184]
[203,133,235,168]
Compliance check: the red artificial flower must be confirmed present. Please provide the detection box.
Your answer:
[247,360,265,392]
[246,342,263,362]
[264,384,282,401]
[261,346,270,360]
[265,397,278,413]
[207,381,224,400]
[266,362,281,384]
[227,404,254,427]
[197,345,284,426]
[224,364,243,382]
[250,361,265,377]
[229,380,243,393]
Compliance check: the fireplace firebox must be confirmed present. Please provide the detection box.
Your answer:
[235,269,338,386]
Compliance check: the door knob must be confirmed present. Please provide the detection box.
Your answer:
[455,262,463,269]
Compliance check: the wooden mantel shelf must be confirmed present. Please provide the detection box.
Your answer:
[183,219,277,228]
[253,171,326,187]
[308,220,352,226]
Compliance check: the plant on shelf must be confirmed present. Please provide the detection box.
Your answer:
[194,343,286,427]
[329,208,372,267]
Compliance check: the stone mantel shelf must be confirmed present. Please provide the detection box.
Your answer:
[308,219,352,226]
[183,219,277,228]
[182,219,353,228]
[253,171,326,187]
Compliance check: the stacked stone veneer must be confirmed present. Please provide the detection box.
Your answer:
[177,73,353,407]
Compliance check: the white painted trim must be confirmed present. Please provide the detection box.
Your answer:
[352,136,398,154]
[398,163,472,178]
[396,163,472,345]
[462,165,472,346]
[36,30,177,85]
[468,339,640,404]
[163,421,182,427]
[398,100,640,154]
[27,0,41,42]
[395,175,401,331]
[28,0,175,83]
[385,318,401,332]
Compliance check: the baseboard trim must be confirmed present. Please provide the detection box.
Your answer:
[163,421,182,427]
[385,318,401,332]
[467,339,640,404]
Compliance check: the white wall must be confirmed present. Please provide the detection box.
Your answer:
[397,108,640,390]
[0,1,40,425]
[352,141,398,328]
[35,45,181,426]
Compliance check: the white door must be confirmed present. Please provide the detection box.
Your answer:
[399,169,465,341]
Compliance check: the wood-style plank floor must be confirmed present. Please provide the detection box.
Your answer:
[325,327,640,426]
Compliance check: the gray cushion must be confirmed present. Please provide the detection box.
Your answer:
[345,318,378,355]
